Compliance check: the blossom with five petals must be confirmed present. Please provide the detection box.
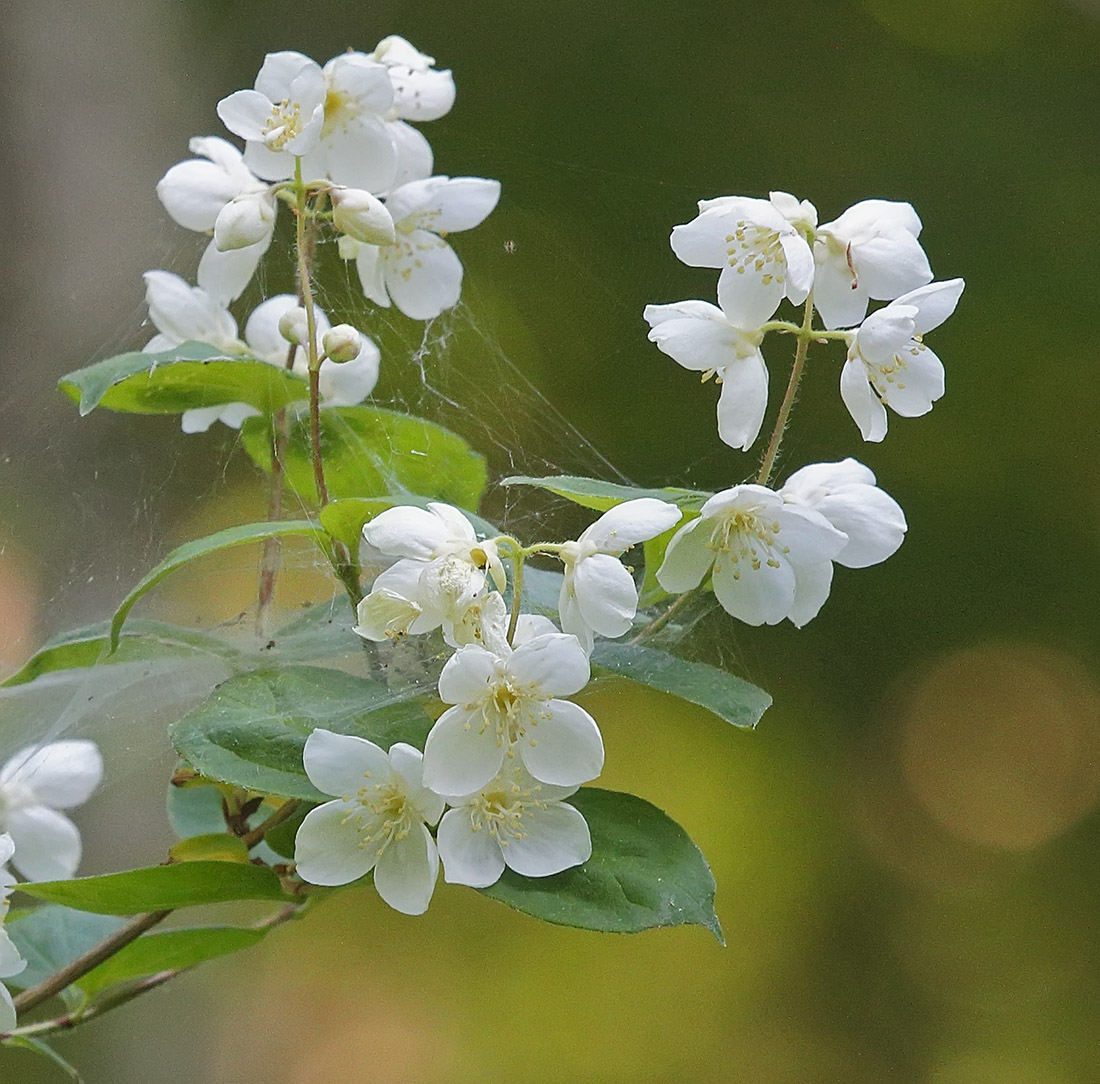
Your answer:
[436,761,591,888]
[557,498,681,651]
[294,731,444,915]
[657,484,847,627]
[0,740,103,881]
[155,136,274,304]
[812,199,933,330]
[840,278,964,442]
[780,459,906,568]
[643,300,770,451]
[0,834,26,1033]
[422,633,604,796]
[340,175,501,320]
[217,51,326,177]
[669,193,815,328]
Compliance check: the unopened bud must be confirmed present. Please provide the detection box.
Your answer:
[331,187,395,246]
[322,324,363,363]
[278,306,310,346]
[214,190,276,251]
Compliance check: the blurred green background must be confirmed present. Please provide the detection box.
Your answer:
[3,0,1100,1080]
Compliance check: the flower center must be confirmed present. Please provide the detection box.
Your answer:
[475,679,534,749]
[724,222,786,287]
[262,99,304,150]
[348,778,413,858]
[322,88,360,136]
[861,338,919,399]
[708,509,786,579]
[468,781,546,846]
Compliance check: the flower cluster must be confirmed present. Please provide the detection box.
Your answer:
[645,193,964,447]
[147,39,501,432]
[0,834,26,1033]
[294,498,681,913]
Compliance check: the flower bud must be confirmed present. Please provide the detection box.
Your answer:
[213,190,276,251]
[322,324,363,363]
[277,306,310,346]
[331,187,395,246]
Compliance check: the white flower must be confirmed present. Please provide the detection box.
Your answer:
[330,186,396,245]
[657,484,847,627]
[294,731,444,915]
[213,189,277,251]
[813,199,933,330]
[780,459,906,568]
[643,300,769,451]
[0,740,103,882]
[217,51,326,176]
[669,193,815,327]
[423,633,604,796]
[437,761,591,887]
[557,498,681,651]
[840,278,964,442]
[0,834,26,1033]
[155,136,274,304]
[371,36,456,123]
[142,270,243,356]
[340,175,501,320]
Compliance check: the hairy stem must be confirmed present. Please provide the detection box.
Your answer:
[756,293,815,487]
[506,551,525,646]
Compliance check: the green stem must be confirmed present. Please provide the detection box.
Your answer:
[756,293,815,487]
[629,585,701,644]
[238,799,299,850]
[506,551,525,646]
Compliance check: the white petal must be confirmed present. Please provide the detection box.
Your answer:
[437,644,499,704]
[778,231,815,303]
[822,198,922,240]
[302,729,386,798]
[325,116,398,192]
[181,405,225,434]
[437,808,506,887]
[504,801,591,877]
[373,823,438,915]
[216,402,261,429]
[197,235,270,305]
[0,740,103,808]
[245,294,328,365]
[669,199,781,267]
[324,52,394,115]
[656,517,713,593]
[573,554,638,638]
[389,743,445,826]
[352,243,391,307]
[0,980,16,1033]
[879,344,945,417]
[853,230,932,301]
[711,549,795,626]
[390,66,456,121]
[520,699,604,787]
[507,634,590,697]
[0,834,13,868]
[364,505,451,559]
[773,505,848,563]
[897,278,965,335]
[216,89,272,142]
[643,301,745,373]
[426,502,478,542]
[513,613,560,645]
[241,140,294,182]
[426,177,501,233]
[782,458,876,496]
[422,706,505,795]
[716,351,769,451]
[318,336,380,406]
[256,51,320,101]
[717,263,783,328]
[581,498,681,552]
[840,360,888,442]
[5,807,82,881]
[143,271,237,349]
[814,488,906,568]
[294,800,376,885]
[0,930,24,981]
[787,560,835,627]
[388,120,434,189]
[854,305,917,363]
[156,159,239,232]
[557,587,594,655]
[382,230,463,320]
[812,256,871,330]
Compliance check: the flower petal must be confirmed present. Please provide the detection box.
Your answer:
[423,706,505,795]
[325,115,398,192]
[520,699,604,787]
[656,517,713,593]
[143,271,238,349]
[787,559,834,627]
[181,406,226,434]
[717,263,783,328]
[437,645,499,704]
[216,90,272,143]
[504,801,592,877]
[812,255,870,330]
[382,230,463,320]
[840,359,888,442]
[388,120,435,190]
[365,505,451,560]
[156,159,240,232]
[711,549,795,626]
[0,978,16,1032]
[425,177,501,233]
[5,807,82,881]
[716,350,769,451]
[373,823,438,915]
[815,489,906,568]
[197,235,270,305]
[854,230,932,301]
[582,498,681,553]
[779,231,815,303]
[879,343,945,417]
[898,278,965,335]
[507,634,590,697]
[573,553,638,638]
[437,808,506,887]
[0,740,103,808]
[390,66,456,122]
[302,729,387,798]
[294,800,376,885]
[643,301,745,373]
[318,336,380,406]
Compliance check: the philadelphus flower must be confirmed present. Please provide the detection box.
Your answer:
[0,834,26,1033]
[437,761,591,888]
[294,731,444,915]
[330,187,396,246]
[0,740,104,881]
[155,136,274,304]
[779,459,906,568]
[657,484,847,627]
[557,498,681,651]
[813,199,933,330]
[669,193,815,327]
[217,51,326,177]
[643,300,770,452]
[841,279,964,442]
[422,633,604,796]
[358,503,506,642]
[371,35,456,123]
[340,175,501,320]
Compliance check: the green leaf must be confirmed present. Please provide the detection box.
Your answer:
[17,862,290,914]
[6,906,124,1006]
[58,341,308,417]
[110,520,326,651]
[480,788,722,940]
[502,473,711,514]
[261,801,313,860]
[319,496,498,556]
[1,1036,85,1081]
[166,779,229,840]
[171,665,433,800]
[263,601,361,661]
[77,925,268,997]
[2,620,242,688]
[242,405,488,507]
[168,833,250,864]
[590,641,770,730]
